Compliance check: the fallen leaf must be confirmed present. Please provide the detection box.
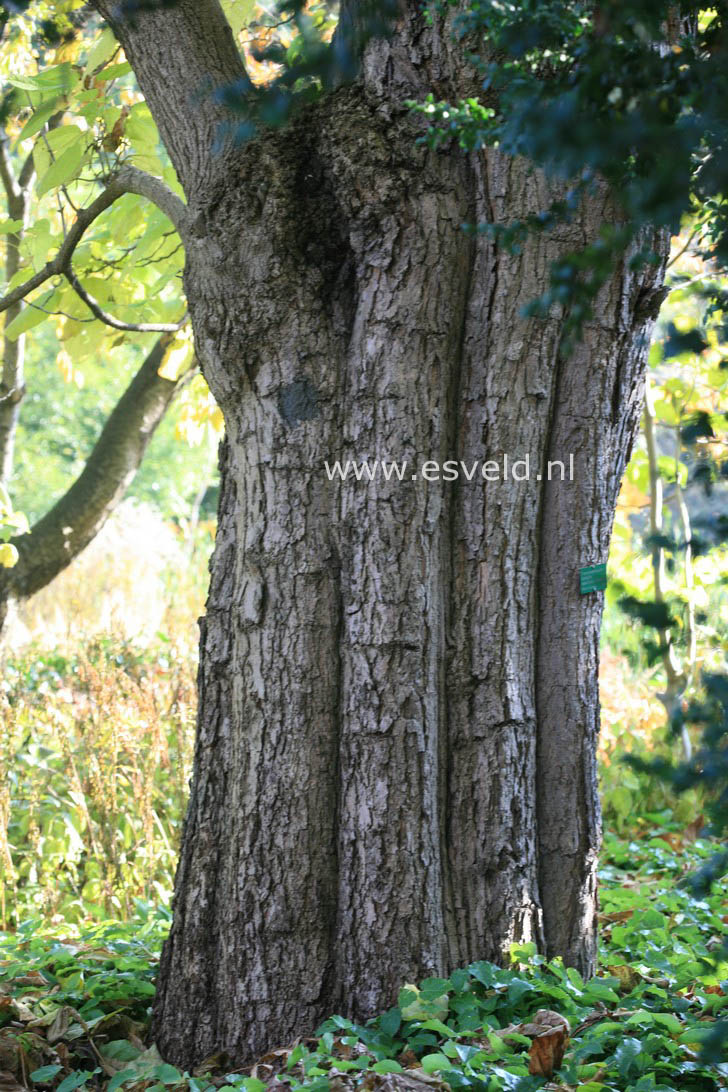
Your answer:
[683,815,705,842]
[519,1010,570,1038]
[608,964,642,991]
[528,1026,569,1078]
[361,1071,448,1092]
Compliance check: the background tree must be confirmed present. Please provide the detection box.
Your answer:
[3,0,727,1071]
[0,2,219,624]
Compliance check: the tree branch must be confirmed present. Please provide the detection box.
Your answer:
[4,333,194,601]
[91,0,249,196]
[65,268,187,332]
[121,164,190,233]
[17,146,37,192]
[0,164,190,315]
[0,137,20,202]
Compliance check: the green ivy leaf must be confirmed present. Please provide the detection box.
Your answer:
[379,1006,401,1037]
[107,1070,137,1092]
[56,1071,95,1092]
[371,1061,403,1074]
[421,1054,453,1074]
[30,1066,63,1083]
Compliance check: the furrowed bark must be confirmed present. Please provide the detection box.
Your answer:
[93,0,671,1065]
[0,335,185,615]
[535,235,668,971]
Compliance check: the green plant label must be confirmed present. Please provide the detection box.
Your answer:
[580,563,607,594]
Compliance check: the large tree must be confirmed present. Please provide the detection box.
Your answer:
[8,0,718,1068]
[110,0,669,1062]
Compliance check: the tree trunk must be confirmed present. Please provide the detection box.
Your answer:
[92,0,668,1068]
[155,108,666,1065]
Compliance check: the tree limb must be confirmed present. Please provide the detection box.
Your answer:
[3,333,194,602]
[65,268,187,332]
[0,137,20,202]
[120,164,190,233]
[90,0,249,197]
[17,145,37,191]
[0,164,190,315]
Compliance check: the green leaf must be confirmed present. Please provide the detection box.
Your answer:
[419,1019,457,1038]
[614,1037,643,1077]
[652,1012,683,1034]
[126,103,159,150]
[30,1066,63,1083]
[85,29,119,75]
[4,297,52,340]
[506,977,534,1002]
[57,1071,94,1092]
[220,0,255,36]
[371,1061,403,1074]
[566,966,584,989]
[100,62,132,80]
[379,1006,401,1037]
[102,1040,141,1062]
[449,968,469,992]
[0,219,23,235]
[150,1064,184,1085]
[16,98,61,144]
[419,977,452,999]
[36,140,87,198]
[583,979,621,1005]
[421,1054,453,1074]
[108,1070,137,1092]
[7,63,78,96]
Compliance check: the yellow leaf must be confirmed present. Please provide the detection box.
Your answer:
[57,348,74,383]
[0,543,19,568]
[210,407,224,434]
[617,480,650,510]
[159,330,193,381]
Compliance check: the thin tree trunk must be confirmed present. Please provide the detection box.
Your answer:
[0,144,32,485]
[89,0,669,1066]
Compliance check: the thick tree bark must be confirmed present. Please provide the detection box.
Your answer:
[94,0,669,1066]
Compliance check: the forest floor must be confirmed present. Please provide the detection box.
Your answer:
[0,824,726,1092]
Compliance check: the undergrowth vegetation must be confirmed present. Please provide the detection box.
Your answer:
[0,831,724,1092]
[0,626,686,930]
[0,638,196,926]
